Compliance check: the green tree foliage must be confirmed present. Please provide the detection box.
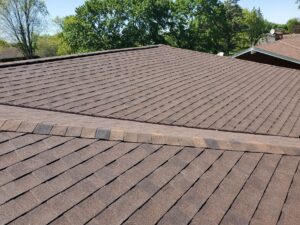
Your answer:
[36,35,59,57]
[168,0,224,53]
[0,39,10,49]
[61,0,230,54]
[123,0,173,46]
[36,34,71,57]
[61,0,127,52]
[287,18,300,33]
[243,8,266,46]
[57,0,291,56]
[219,0,244,55]
[60,0,173,52]
[0,0,48,59]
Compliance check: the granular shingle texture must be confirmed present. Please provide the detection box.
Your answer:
[0,131,299,225]
[257,34,300,62]
[0,45,300,138]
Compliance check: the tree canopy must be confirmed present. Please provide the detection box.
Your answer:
[1,0,294,59]
[243,8,266,46]
[59,0,281,55]
[0,0,48,58]
[287,18,300,33]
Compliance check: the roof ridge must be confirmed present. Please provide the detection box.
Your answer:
[1,118,300,155]
[0,45,160,68]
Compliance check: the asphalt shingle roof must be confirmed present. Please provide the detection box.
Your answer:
[1,45,300,225]
[257,34,300,62]
[0,45,299,138]
[0,131,299,225]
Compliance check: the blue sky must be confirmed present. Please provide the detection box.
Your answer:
[45,0,300,33]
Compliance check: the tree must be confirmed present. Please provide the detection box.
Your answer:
[0,0,48,59]
[287,18,300,33]
[60,0,173,52]
[60,0,128,52]
[243,8,266,46]
[59,0,257,55]
[122,0,173,46]
[220,0,244,55]
[0,39,10,49]
[36,35,58,57]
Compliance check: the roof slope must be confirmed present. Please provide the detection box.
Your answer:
[0,131,299,225]
[256,34,300,62]
[0,45,299,138]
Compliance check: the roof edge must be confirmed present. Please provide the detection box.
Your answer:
[232,46,300,65]
[0,45,160,68]
[232,47,255,58]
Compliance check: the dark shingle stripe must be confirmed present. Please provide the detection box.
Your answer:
[0,132,299,225]
[250,156,299,225]
[33,123,53,135]
[0,138,96,205]
[220,154,281,225]
[159,70,272,126]
[0,135,72,171]
[221,69,292,131]
[95,129,111,140]
[123,149,223,225]
[277,162,300,225]
[55,145,182,225]
[157,151,243,225]
[5,48,183,107]
[257,87,300,135]
[245,71,299,133]
[0,134,45,156]
[44,144,160,225]
[88,147,203,225]
[194,66,284,128]
[0,52,159,105]
[82,56,239,116]
[268,88,300,135]
[159,62,269,127]
[113,60,248,121]
[0,140,120,224]
[233,70,294,132]
[189,152,263,225]
[0,132,23,144]
[1,46,299,137]
[54,54,215,114]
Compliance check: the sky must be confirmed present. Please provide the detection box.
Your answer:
[45,0,300,33]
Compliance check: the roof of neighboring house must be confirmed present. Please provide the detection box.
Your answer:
[0,45,299,138]
[1,45,300,225]
[257,34,300,61]
[234,34,300,66]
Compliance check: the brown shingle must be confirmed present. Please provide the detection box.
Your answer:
[0,44,300,225]
[0,45,299,138]
[257,35,300,62]
[0,131,299,225]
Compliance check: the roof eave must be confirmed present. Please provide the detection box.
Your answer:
[232,46,300,65]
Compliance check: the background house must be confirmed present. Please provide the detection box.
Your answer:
[233,34,300,69]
